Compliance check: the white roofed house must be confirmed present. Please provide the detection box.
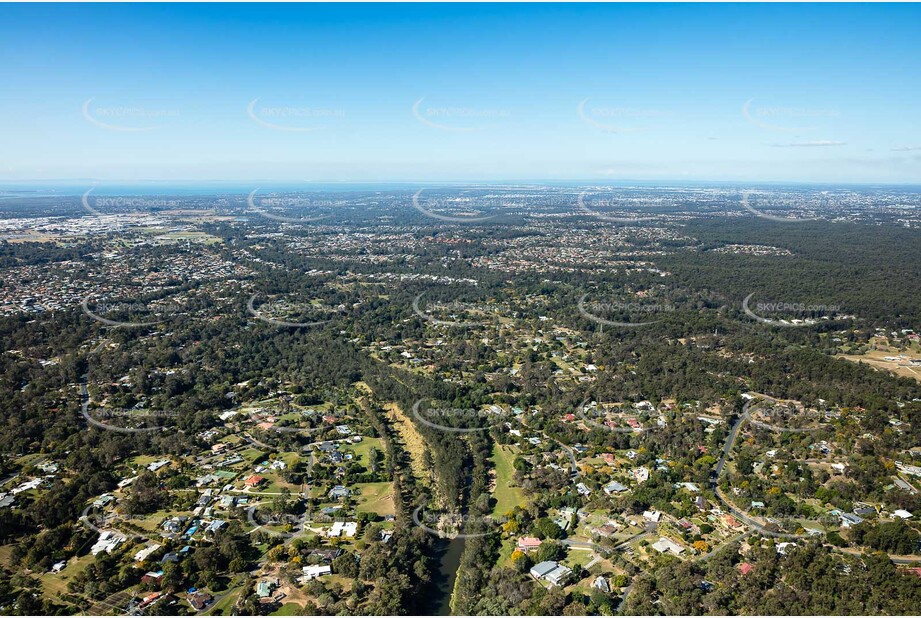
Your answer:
[327,521,358,538]
[633,467,650,483]
[90,530,126,555]
[651,537,684,557]
[301,565,332,582]
[776,542,798,555]
[134,544,162,563]
[147,459,170,472]
[643,509,662,523]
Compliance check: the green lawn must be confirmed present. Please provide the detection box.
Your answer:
[208,586,242,615]
[346,437,384,467]
[38,553,96,597]
[496,538,517,568]
[127,454,165,467]
[490,444,526,517]
[354,481,395,516]
[270,602,309,615]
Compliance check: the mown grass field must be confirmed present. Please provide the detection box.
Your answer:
[354,481,395,516]
[489,443,526,517]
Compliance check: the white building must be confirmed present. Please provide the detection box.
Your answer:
[651,537,684,556]
[327,521,358,538]
[90,531,126,556]
[134,544,162,562]
[301,565,332,581]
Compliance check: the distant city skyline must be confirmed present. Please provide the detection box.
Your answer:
[2,3,920,183]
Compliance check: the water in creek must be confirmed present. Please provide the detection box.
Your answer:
[426,536,466,615]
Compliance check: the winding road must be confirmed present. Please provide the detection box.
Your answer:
[711,396,921,558]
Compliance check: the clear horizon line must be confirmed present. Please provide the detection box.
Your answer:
[3,178,921,188]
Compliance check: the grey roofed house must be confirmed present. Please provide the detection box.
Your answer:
[328,485,351,500]
[206,519,226,533]
[592,576,610,592]
[603,481,628,494]
[544,564,573,587]
[309,548,342,563]
[530,561,559,579]
[529,561,572,587]
[840,512,863,527]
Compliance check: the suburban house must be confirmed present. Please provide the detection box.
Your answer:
[603,481,628,495]
[529,561,573,587]
[187,592,213,611]
[244,474,265,488]
[134,544,162,563]
[301,565,332,581]
[651,537,685,556]
[516,536,542,552]
[256,579,278,599]
[327,521,358,537]
[141,570,164,585]
[721,514,744,530]
[90,530,126,556]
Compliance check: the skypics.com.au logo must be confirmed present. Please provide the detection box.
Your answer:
[82,98,179,132]
[412,98,510,132]
[412,506,508,539]
[578,295,675,328]
[82,188,179,218]
[247,293,341,329]
[246,189,333,224]
[246,506,308,539]
[411,291,498,329]
[577,98,671,133]
[83,407,180,434]
[741,98,840,134]
[740,191,819,223]
[247,97,345,132]
[411,189,527,223]
[411,400,509,434]
[82,297,186,328]
[742,293,846,327]
[576,191,662,224]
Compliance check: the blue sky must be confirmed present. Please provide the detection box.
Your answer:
[1,3,920,184]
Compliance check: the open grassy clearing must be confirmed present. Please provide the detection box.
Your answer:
[489,443,526,516]
[382,402,429,485]
[354,481,395,517]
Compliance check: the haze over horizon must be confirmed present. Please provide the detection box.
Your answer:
[2,3,920,184]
